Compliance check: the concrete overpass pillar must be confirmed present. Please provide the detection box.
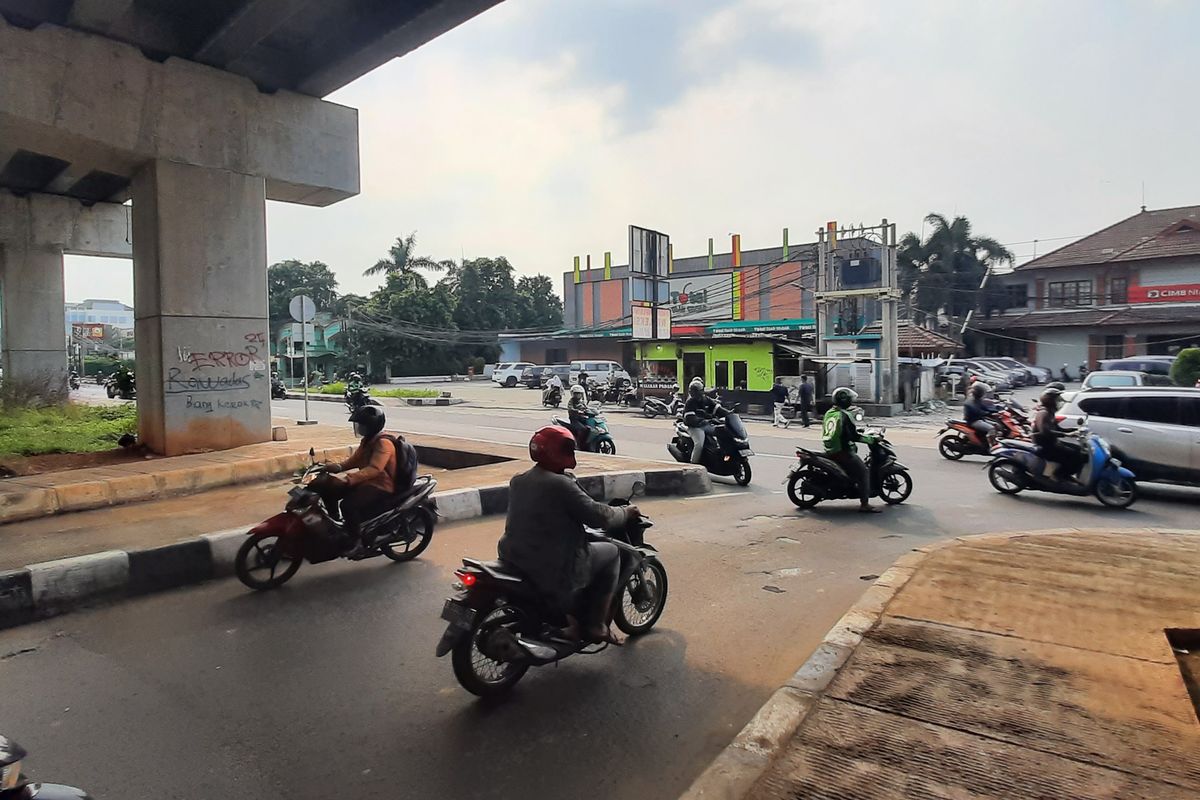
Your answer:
[0,243,67,397]
[132,161,271,455]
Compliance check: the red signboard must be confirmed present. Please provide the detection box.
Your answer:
[1128,283,1200,304]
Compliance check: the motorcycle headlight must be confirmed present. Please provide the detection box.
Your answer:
[1,761,22,790]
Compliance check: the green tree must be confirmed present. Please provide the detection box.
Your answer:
[362,232,451,287]
[898,214,1014,324]
[449,256,519,332]
[1170,347,1200,386]
[267,260,338,329]
[514,274,563,329]
[358,274,460,377]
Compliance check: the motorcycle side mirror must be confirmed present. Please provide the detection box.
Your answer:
[631,480,646,498]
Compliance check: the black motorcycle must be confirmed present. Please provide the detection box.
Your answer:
[541,384,562,407]
[67,372,81,390]
[785,428,913,508]
[344,386,380,411]
[667,397,754,485]
[617,380,639,408]
[1,733,91,798]
[436,484,666,698]
[271,377,287,400]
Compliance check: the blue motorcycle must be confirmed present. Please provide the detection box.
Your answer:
[986,427,1137,508]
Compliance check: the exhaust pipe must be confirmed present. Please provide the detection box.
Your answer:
[667,443,683,462]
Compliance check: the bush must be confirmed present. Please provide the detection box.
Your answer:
[0,403,138,457]
[1170,347,1200,387]
[312,382,437,398]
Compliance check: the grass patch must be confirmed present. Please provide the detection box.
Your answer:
[312,382,439,399]
[0,404,138,457]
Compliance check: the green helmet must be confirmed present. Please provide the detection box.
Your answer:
[832,387,858,409]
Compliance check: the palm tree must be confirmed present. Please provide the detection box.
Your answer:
[900,213,1014,323]
[362,232,449,286]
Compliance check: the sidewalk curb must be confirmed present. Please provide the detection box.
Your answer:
[676,526,1199,800]
[0,465,711,631]
[282,392,462,406]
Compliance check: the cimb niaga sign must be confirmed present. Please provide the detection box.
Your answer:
[1128,283,1200,303]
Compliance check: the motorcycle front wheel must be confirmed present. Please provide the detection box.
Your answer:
[597,439,617,455]
[380,506,435,562]
[1095,476,1137,509]
[878,469,913,504]
[733,458,752,486]
[452,606,529,698]
[615,558,668,635]
[235,534,303,590]
[988,460,1025,495]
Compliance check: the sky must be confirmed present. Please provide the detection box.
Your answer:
[64,0,1200,306]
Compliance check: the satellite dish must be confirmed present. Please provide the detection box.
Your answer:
[289,295,316,323]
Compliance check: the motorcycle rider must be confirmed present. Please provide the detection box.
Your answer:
[964,382,1000,445]
[577,371,590,401]
[498,426,639,644]
[683,377,715,464]
[566,383,591,447]
[1033,387,1086,482]
[320,405,398,553]
[822,387,880,513]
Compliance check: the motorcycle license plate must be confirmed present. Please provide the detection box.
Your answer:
[739,449,755,457]
[440,599,475,630]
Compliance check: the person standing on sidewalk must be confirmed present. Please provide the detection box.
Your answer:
[771,377,791,428]
[797,375,815,427]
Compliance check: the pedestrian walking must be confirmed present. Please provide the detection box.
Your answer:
[798,375,815,427]
[770,377,791,428]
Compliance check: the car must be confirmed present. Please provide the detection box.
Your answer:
[569,360,631,386]
[1059,387,1200,485]
[1060,370,1173,403]
[520,365,550,389]
[539,364,572,388]
[971,358,1028,387]
[942,359,1015,391]
[986,357,1044,385]
[1098,356,1176,376]
[492,362,534,387]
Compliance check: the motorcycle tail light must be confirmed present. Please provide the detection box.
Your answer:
[455,570,477,587]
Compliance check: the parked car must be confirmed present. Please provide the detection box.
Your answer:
[539,364,573,388]
[1059,387,1200,485]
[1061,370,1173,403]
[569,360,631,386]
[492,362,535,387]
[941,359,1014,391]
[970,358,1028,387]
[520,365,550,388]
[1098,356,1176,376]
[985,356,1044,385]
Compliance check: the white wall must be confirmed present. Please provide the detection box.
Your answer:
[1031,328,1090,370]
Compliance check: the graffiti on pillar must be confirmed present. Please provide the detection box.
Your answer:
[168,330,270,414]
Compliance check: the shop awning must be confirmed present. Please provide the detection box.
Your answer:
[708,318,816,336]
[774,341,816,357]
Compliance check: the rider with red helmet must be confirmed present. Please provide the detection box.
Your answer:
[497,426,641,644]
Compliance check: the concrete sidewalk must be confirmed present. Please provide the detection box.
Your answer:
[684,527,1200,799]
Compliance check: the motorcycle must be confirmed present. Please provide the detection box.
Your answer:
[667,396,754,485]
[234,447,438,590]
[67,372,81,390]
[617,379,639,408]
[938,403,1031,460]
[553,402,617,454]
[344,386,379,412]
[1,733,91,799]
[541,384,562,408]
[986,424,1137,508]
[642,388,683,419]
[105,370,135,400]
[785,429,913,508]
[271,377,287,400]
[436,482,665,698]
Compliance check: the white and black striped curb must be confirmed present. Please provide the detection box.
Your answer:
[675,526,1200,800]
[0,466,710,631]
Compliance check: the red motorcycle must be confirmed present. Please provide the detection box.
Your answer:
[234,448,438,590]
[938,403,1031,460]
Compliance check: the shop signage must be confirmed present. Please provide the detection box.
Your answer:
[1128,283,1200,304]
[73,323,106,340]
[668,275,733,321]
[709,319,816,336]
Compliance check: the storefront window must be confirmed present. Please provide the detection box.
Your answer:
[733,361,748,390]
[714,361,729,388]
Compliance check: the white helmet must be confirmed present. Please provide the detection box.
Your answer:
[570,384,585,397]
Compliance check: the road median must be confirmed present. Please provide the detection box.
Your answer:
[681,526,1200,800]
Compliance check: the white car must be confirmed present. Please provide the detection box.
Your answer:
[1060,387,1200,485]
[1061,370,1173,403]
[492,362,534,388]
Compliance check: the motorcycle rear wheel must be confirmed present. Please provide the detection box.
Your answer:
[235,534,303,590]
[452,606,529,698]
[380,506,435,562]
[938,435,965,461]
[615,558,668,635]
[786,469,822,508]
[988,460,1025,495]
[642,405,657,418]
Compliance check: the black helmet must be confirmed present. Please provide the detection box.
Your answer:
[832,387,858,409]
[1040,387,1064,410]
[1046,381,1066,391]
[348,404,385,438]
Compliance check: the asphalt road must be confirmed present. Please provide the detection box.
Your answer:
[3,393,1197,800]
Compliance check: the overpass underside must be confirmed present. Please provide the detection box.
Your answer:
[0,0,500,455]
